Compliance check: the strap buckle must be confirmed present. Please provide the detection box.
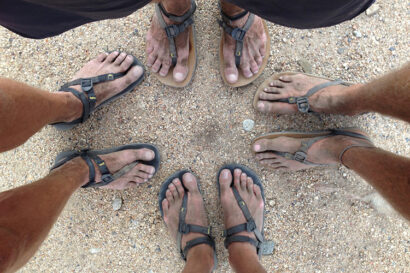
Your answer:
[293,151,307,163]
[165,25,180,38]
[81,79,93,92]
[101,174,114,184]
[296,97,310,113]
[179,222,189,234]
[246,219,257,232]
[231,28,246,41]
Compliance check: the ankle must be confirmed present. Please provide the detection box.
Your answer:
[53,92,82,123]
[49,157,89,188]
[228,243,264,272]
[184,244,214,272]
[161,0,191,17]
[221,1,245,17]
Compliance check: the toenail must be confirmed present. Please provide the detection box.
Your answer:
[254,144,261,151]
[174,72,184,82]
[264,88,268,91]
[227,74,238,83]
[133,66,143,76]
[222,170,229,179]
[257,102,264,110]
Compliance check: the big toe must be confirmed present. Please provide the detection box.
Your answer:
[225,67,238,84]
[219,169,232,194]
[182,172,199,193]
[135,148,155,161]
[173,64,188,83]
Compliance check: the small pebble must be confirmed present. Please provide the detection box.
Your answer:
[112,197,122,211]
[90,248,101,254]
[365,4,380,16]
[353,30,362,38]
[337,47,345,54]
[343,173,347,178]
[269,200,276,207]
[261,241,275,255]
[243,119,255,132]
[389,46,395,51]
[298,59,312,73]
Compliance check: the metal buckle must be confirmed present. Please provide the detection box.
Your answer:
[107,74,114,81]
[296,97,310,113]
[179,222,188,234]
[293,151,307,163]
[231,28,246,41]
[81,79,93,92]
[165,25,179,38]
[101,174,114,184]
[246,220,257,232]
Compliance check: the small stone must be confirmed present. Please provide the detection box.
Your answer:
[298,59,312,73]
[337,47,345,54]
[269,200,276,207]
[343,173,347,178]
[242,119,255,132]
[260,241,275,255]
[89,248,101,254]
[389,46,396,51]
[112,197,122,211]
[365,4,380,16]
[282,38,287,43]
[353,30,362,38]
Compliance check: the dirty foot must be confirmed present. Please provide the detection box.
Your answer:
[162,173,215,264]
[223,13,267,84]
[57,148,156,189]
[146,1,191,82]
[252,130,374,170]
[64,52,143,122]
[219,168,264,253]
[256,73,361,114]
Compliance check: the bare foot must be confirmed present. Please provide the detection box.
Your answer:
[63,148,156,189]
[64,52,143,122]
[256,73,361,114]
[146,1,190,82]
[161,173,215,263]
[223,14,267,84]
[252,130,374,170]
[219,168,264,252]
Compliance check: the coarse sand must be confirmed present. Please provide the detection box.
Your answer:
[0,0,409,272]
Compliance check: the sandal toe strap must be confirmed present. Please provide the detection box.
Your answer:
[218,11,255,67]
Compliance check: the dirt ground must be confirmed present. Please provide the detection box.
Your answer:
[0,0,409,272]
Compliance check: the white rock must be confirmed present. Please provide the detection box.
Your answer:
[90,248,101,254]
[365,4,380,16]
[112,197,122,211]
[353,30,362,38]
[243,119,255,132]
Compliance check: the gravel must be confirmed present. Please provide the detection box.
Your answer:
[0,0,409,272]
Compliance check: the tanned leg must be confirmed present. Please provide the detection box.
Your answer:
[255,63,410,122]
[342,147,410,220]
[0,148,156,273]
[219,0,267,84]
[0,52,143,152]
[219,169,267,273]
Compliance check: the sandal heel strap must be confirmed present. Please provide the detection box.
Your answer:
[182,236,215,260]
[221,10,248,22]
[158,0,196,23]
[224,235,259,250]
[80,151,96,188]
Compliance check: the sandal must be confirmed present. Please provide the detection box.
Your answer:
[219,10,270,87]
[158,170,217,266]
[153,0,197,88]
[52,53,145,130]
[217,164,274,257]
[252,128,374,168]
[50,143,160,188]
[253,72,352,113]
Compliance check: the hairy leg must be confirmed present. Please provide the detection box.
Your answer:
[0,78,80,152]
[0,148,156,273]
[342,147,410,220]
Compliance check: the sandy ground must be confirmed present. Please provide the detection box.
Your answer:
[0,0,409,272]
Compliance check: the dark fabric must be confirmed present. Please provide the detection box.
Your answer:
[0,0,374,39]
[227,0,375,29]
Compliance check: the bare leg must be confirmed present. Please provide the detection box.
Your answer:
[0,52,143,152]
[252,130,410,220]
[220,0,267,84]
[146,0,191,82]
[219,169,267,273]
[342,147,410,220]
[0,148,156,273]
[161,173,214,273]
[255,63,410,122]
